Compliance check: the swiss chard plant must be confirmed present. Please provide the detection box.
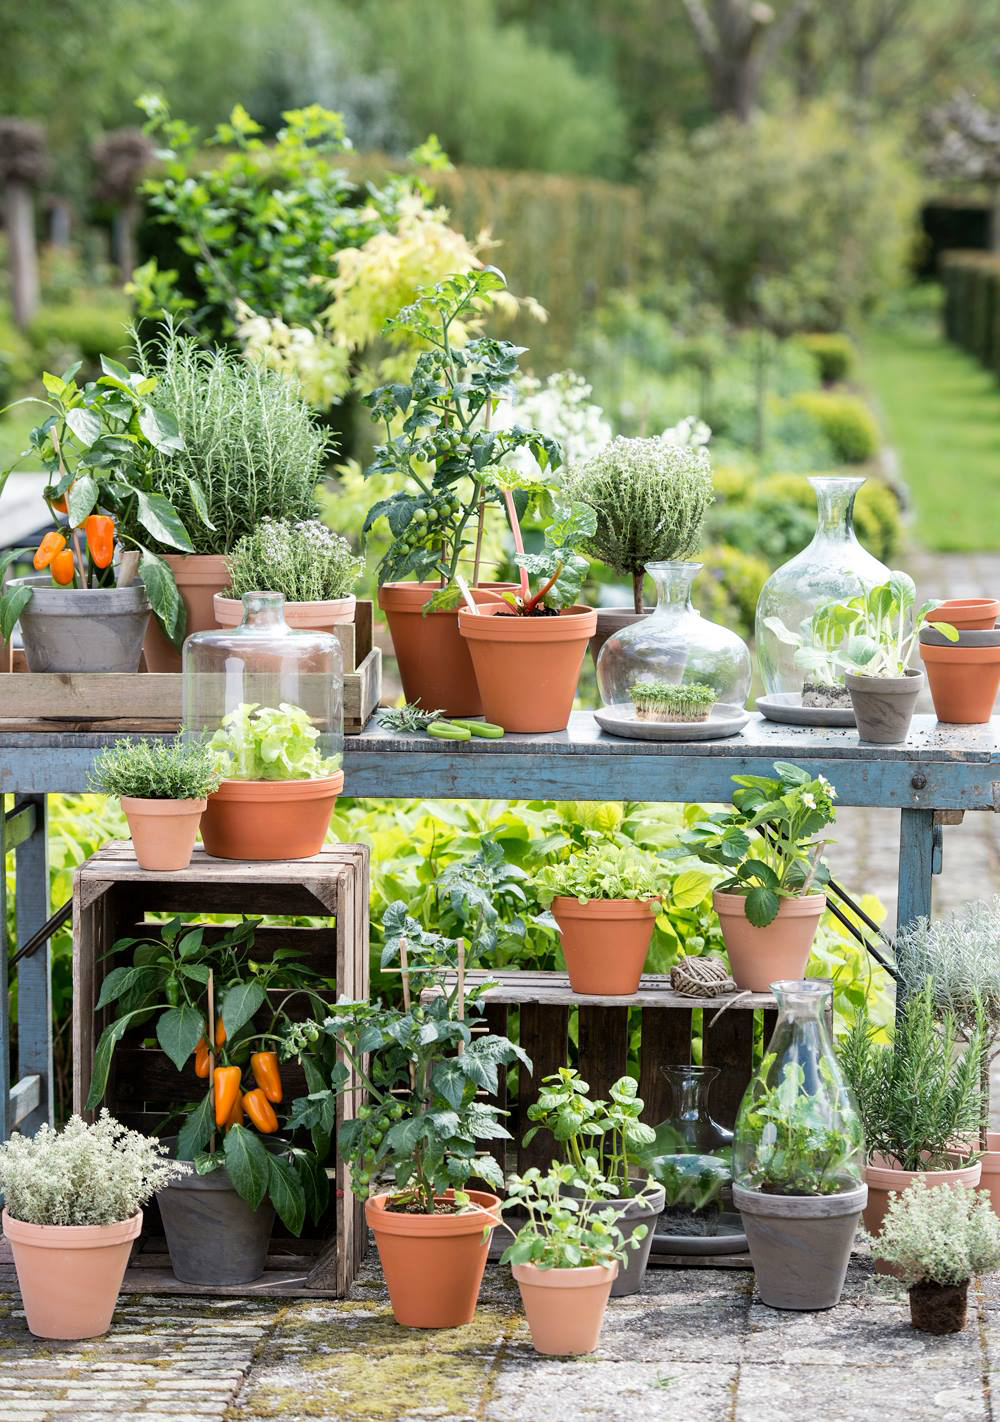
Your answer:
[283,902,531,1214]
[498,1160,660,1270]
[84,917,331,1234]
[522,1068,656,1197]
[678,761,837,927]
[205,703,340,781]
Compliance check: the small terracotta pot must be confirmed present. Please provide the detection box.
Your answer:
[978,1133,1000,1219]
[713,891,826,992]
[214,592,356,634]
[926,598,1000,631]
[200,771,343,861]
[919,641,1000,723]
[863,1154,982,1273]
[366,1189,500,1329]
[119,796,206,872]
[513,1261,617,1355]
[551,897,657,996]
[144,554,231,672]
[458,604,598,733]
[909,1279,969,1334]
[3,1208,141,1339]
[379,582,516,717]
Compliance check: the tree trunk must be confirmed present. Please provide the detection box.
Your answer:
[992,184,1000,254]
[112,201,138,283]
[632,570,645,615]
[6,180,39,328]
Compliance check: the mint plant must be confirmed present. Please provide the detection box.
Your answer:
[522,1068,656,1197]
[498,1160,659,1270]
[734,1058,865,1195]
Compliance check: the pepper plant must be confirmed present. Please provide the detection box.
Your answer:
[284,901,530,1214]
[678,761,837,927]
[0,355,204,646]
[498,1160,659,1270]
[85,917,331,1234]
[522,1068,656,1197]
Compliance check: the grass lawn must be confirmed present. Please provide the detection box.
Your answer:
[862,299,1000,551]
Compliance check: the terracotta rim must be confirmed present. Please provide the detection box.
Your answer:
[365,1189,500,1236]
[210,772,344,803]
[928,598,999,628]
[551,897,658,920]
[865,1154,981,1190]
[214,593,356,627]
[512,1262,618,1289]
[379,582,516,614]
[2,1209,142,1247]
[920,643,1000,665]
[713,890,827,916]
[458,604,597,641]
[119,796,207,817]
[159,554,231,585]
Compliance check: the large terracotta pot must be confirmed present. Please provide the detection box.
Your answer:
[713,891,826,992]
[2,1207,141,1339]
[200,771,343,861]
[143,554,231,672]
[551,897,657,996]
[512,1261,617,1355]
[366,1189,500,1329]
[927,598,999,631]
[458,604,597,733]
[214,593,356,634]
[919,642,1000,723]
[120,796,206,872]
[978,1133,1000,1219]
[378,582,516,717]
[863,1154,982,1245]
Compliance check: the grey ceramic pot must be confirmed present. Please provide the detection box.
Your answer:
[11,575,151,673]
[919,626,1000,648]
[157,1161,275,1286]
[566,1182,666,1296]
[590,607,649,667]
[733,1182,867,1311]
[845,669,923,744]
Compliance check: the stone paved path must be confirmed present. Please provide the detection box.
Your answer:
[0,1250,995,1422]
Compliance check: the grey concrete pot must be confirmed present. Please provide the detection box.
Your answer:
[845,669,923,744]
[567,1182,666,1297]
[919,626,1000,648]
[11,575,151,673]
[590,607,649,666]
[156,1162,275,1286]
[733,1182,867,1311]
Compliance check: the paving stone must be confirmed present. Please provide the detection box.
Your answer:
[486,1360,738,1422]
[735,1363,987,1422]
[744,1298,981,1369]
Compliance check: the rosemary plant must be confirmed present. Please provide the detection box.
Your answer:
[630,680,715,722]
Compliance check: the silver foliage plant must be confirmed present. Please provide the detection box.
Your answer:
[0,1112,188,1226]
[894,897,1000,1057]
[226,518,363,603]
[871,1179,1000,1288]
[566,435,713,612]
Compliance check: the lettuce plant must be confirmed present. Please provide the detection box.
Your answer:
[207,703,339,782]
[535,841,663,906]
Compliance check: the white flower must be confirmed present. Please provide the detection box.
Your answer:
[493,369,613,482]
[662,415,712,448]
[802,792,816,809]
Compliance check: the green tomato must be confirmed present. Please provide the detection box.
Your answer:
[411,507,427,523]
[357,1105,373,1121]
[390,1103,405,1121]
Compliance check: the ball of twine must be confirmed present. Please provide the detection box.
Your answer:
[671,957,735,997]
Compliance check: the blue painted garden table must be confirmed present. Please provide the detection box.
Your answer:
[2,709,998,1138]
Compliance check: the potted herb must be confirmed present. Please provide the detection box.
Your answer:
[870,1180,1000,1335]
[733,980,867,1310]
[132,328,331,670]
[522,1068,665,1296]
[362,268,561,716]
[0,356,194,668]
[563,432,713,658]
[839,980,986,1249]
[214,518,363,634]
[630,679,715,723]
[85,917,330,1287]
[0,1112,187,1339]
[286,903,528,1329]
[535,842,662,995]
[89,736,222,871]
[679,762,837,991]
[498,1161,659,1355]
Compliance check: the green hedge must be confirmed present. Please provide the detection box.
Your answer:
[941,250,1000,377]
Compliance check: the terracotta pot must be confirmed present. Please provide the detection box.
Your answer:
[200,771,343,861]
[3,1207,141,1339]
[551,897,657,996]
[927,598,999,631]
[119,796,206,871]
[458,604,598,733]
[845,669,923,744]
[713,891,826,992]
[919,642,1000,723]
[733,1183,866,1311]
[366,1189,500,1329]
[378,582,516,717]
[863,1155,982,1272]
[512,1261,617,1355]
[143,554,231,672]
[214,593,356,634]
[978,1133,1000,1219]
[909,1279,969,1334]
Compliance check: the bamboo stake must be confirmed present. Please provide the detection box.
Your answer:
[207,969,216,1155]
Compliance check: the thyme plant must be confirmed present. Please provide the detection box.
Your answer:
[90,736,222,801]
[225,518,363,603]
[870,1179,1000,1287]
[565,435,713,612]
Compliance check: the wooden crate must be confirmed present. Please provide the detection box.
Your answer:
[0,601,381,734]
[72,841,370,1298]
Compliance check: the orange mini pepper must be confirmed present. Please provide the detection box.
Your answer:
[215,1017,226,1049]
[224,1092,245,1131]
[244,1088,278,1134]
[250,1051,283,1104]
[48,490,68,514]
[85,514,115,569]
[194,1038,211,1079]
[51,549,75,586]
[33,531,66,571]
[213,1065,242,1128]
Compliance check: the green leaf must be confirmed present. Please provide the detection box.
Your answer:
[101,355,135,386]
[85,1016,131,1110]
[136,490,195,553]
[224,1124,270,1210]
[745,886,781,928]
[156,1005,205,1070]
[178,928,204,959]
[220,981,266,1040]
[95,965,156,1010]
[0,585,33,644]
[65,407,102,448]
[42,371,66,396]
[184,476,215,530]
[177,1092,215,1160]
[66,473,99,527]
[431,1059,468,1110]
[180,963,211,985]
[139,549,185,646]
[267,1154,307,1236]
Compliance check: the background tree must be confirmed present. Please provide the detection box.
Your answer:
[0,119,46,326]
[91,128,153,281]
[927,92,1000,251]
[679,0,815,119]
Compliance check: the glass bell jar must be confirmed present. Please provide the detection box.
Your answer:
[640,1066,735,1231]
[733,980,864,1196]
[755,476,889,702]
[596,561,752,708]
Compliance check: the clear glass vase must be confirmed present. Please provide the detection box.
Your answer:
[755,476,889,701]
[639,1065,734,1228]
[596,561,752,708]
[733,980,865,1196]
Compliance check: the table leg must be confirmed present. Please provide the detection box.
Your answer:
[15,794,51,1135]
[0,797,9,1139]
[897,808,934,933]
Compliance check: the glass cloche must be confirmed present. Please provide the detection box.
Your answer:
[182,592,344,778]
[596,561,752,708]
[755,476,889,703]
